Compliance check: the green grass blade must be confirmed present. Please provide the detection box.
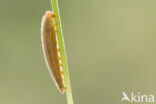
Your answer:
[51,0,74,104]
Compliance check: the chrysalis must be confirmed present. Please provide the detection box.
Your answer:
[41,11,65,93]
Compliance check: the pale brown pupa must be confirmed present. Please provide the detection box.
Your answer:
[41,11,65,93]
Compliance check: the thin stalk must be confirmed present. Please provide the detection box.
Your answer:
[51,0,73,104]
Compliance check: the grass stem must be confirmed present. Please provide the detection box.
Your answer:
[51,0,74,104]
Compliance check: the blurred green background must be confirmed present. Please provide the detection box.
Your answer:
[0,0,156,104]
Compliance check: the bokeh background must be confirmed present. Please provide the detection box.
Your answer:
[0,0,156,104]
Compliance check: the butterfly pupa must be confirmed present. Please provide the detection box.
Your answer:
[41,11,65,93]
